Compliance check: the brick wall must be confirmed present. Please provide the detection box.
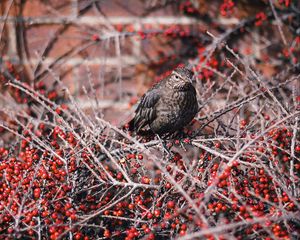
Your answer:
[0,0,210,123]
[1,0,204,121]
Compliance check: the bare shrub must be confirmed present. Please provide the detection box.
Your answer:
[0,1,299,239]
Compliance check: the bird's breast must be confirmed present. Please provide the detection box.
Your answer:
[158,90,197,117]
[149,87,198,134]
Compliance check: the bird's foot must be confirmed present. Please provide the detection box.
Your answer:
[156,134,173,157]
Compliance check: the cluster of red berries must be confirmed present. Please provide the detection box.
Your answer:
[220,0,235,17]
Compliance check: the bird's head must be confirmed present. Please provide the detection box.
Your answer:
[168,67,194,90]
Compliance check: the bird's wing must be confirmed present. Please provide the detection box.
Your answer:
[132,88,160,132]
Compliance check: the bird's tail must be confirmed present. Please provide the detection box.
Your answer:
[123,118,155,137]
[123,118,135,132]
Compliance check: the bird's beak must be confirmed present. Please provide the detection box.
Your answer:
[186,63,193,70]
[190,75,195,84]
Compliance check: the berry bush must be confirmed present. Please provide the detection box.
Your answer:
[0,0,299,239]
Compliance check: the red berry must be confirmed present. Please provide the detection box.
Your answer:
[167,201,175,209]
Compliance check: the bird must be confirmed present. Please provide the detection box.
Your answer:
[127,66,198,138]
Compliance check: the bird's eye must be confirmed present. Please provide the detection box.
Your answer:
[175,75,179,79]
